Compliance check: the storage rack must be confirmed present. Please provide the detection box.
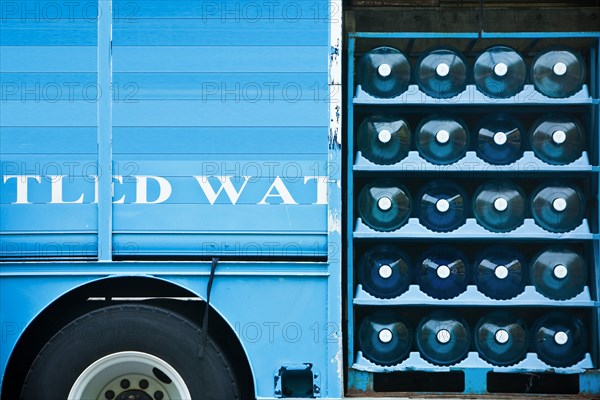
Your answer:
[346,32,600,395]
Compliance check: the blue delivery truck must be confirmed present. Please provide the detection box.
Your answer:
[1,0,600,398]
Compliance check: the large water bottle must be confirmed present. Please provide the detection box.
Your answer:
[475,311,529,366]
[416,310,470,366]
[417,245,468,299]
[530,114,585,165]
[415,115,469,165]
[473,181,526,232]
[357,116,411,165]
[476,114,523,165]
[416,48,467,99]
[532,312,587,368]
[357,245,412,299]
[358,310,412,366]
[358,180,412,232]
[530,182,585,232]
[357,47,411,98]
[532,48,586,98]
[474,246,526,300]
[474,46,526,98]
[418,180,467,232]
[530,247,587,300]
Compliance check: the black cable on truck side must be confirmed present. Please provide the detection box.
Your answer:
[199,257,219,358]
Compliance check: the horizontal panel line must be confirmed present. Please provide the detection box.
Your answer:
[112,45,327,47]
[111,152,327,155]
[1,125,97,128]
[112,125,328,128]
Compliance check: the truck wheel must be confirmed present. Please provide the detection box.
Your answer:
[21,304,240,400]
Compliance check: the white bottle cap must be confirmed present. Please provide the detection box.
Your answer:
[437,264,451,279]
[553,264,568,279]
[554,331,569,345]
[552,130,567,145]
[436,129,450,144]
[436,62,450,77]
[552,197,567,212]
[436,199,450,213]
[495,329,510,344]
[377,196,393,211]
[378,63,392,77]
[378,129,392,144]
[494,265,509,280]
[494,197,508,212]
[493,131,508,146]
[494,62,508,77]
[379,264,393,279]
[436,329,451,344]
[379,328,393,343]
[553,62,568,76]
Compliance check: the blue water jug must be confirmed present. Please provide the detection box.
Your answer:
[358,180,411,232]
[530,182,585,233]
[530,114,584,165]
[475,311,529,366]
[532,48,585,98]
[358,310,412,366]
[474,46,526,98]
[417,245,468,300]
[530,246,587,300]
[415,115,469,165]
[418,180,467,232]
[357,116,411,165]
[532,311,587,368]
[474,246,526,300]
[416,48,467,98]
[358,245,412,299]
[416,310,470,366]
[476,114,523,165]
[357,47,411,98]
[473,180,526,232]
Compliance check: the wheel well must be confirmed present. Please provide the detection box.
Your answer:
[1,276,255,399]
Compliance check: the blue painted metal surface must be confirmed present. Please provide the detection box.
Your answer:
[0,0,343,398]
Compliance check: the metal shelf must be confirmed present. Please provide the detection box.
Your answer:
[354,218,594,240]
[354,84,593,105]
[352,351,595,374]
[353,284,595,307]
[353,151,595,172]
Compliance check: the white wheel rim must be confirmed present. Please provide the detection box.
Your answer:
[68,351,191,400]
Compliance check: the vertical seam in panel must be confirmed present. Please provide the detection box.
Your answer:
[97,0,113,261]
[327,0,343,397]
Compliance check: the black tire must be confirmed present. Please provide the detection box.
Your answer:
[21,304,240,400]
